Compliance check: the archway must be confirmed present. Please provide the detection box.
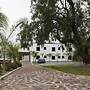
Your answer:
[19,51,31,63]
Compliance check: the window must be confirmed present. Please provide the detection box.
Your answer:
[44,47,46,50]
[61,45,65,51]
[36,47,40,51]
[52,47,55,51]
[58,47,60,50]
[55,39,56,41]
[44,56,47,58]
[68,56,72,60]
[62,56,64,59]
[58,56,60,59]
[69,48,72,52]
[36,55,40,59]
[52,56,55,60]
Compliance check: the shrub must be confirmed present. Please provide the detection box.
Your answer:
[11,62,18,69]
[5,62,13,71]
[15,61,22,67]
[4,61,22,71]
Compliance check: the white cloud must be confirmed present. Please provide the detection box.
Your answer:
[0,0,31,24]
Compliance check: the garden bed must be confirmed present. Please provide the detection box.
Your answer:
[0,61,22,77]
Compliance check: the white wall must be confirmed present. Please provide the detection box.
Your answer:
[30,43,73,62]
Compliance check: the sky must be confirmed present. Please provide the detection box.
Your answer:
[0,0,78,25]
[0,0,31,43]
[0,0,31,24]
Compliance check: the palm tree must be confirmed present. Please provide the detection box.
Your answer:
[12,18,33,49]
[7,44,19,61]
[0,10,8,73]
[0,34,8,73]
[0,11,8,29]
[8,18,28,39]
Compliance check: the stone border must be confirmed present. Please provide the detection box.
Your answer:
[0,67,22,80]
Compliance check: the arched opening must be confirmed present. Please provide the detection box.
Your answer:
[19,51,31,63]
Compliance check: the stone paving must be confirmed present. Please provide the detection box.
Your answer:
[0,62,90,90]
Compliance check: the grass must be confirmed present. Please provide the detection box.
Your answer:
[44,65,90,76]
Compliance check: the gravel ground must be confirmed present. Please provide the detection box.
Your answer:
[0,61,90,90]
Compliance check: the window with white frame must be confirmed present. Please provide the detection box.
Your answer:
[58,47,60,50]
[44,56,47,58]
[36,55,40,59]
[44,47,46,50]
[36,47,40,51]
[52,56,55,60]
[62,56,64,59]
[58,56,60,59]
[52,47,55,52]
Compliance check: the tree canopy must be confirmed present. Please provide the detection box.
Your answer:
[16,0,90,64]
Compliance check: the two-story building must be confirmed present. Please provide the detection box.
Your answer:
[30,42,73,62]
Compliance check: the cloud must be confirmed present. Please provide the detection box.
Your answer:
[0,0,31,24]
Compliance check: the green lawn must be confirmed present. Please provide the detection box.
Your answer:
[44,65,90,76]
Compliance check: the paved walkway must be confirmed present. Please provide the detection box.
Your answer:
[0,61,90,90]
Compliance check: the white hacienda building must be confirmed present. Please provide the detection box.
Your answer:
[30,42,73,62]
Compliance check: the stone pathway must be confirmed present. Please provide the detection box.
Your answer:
[0,61,90,90]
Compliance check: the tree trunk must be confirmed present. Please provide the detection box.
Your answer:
[83,56,90,65]
[3,50,6,73]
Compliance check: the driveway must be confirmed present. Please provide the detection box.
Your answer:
[0,61,90,90]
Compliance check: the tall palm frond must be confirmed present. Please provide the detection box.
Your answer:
[7,18,28,40]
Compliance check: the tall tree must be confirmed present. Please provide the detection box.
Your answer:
[30,0,90,64]
[7,44,20,62]
[15,18,34,49]
[0,10,8,30]
[17,0,90,64]
[0,10,8,72]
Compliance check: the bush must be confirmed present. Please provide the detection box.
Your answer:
[5,61,22,71]
[11,62,18,69]
[15,61,22,67]
[11,61,22,69]
[5,62,13,71]
[19,55,22,60]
